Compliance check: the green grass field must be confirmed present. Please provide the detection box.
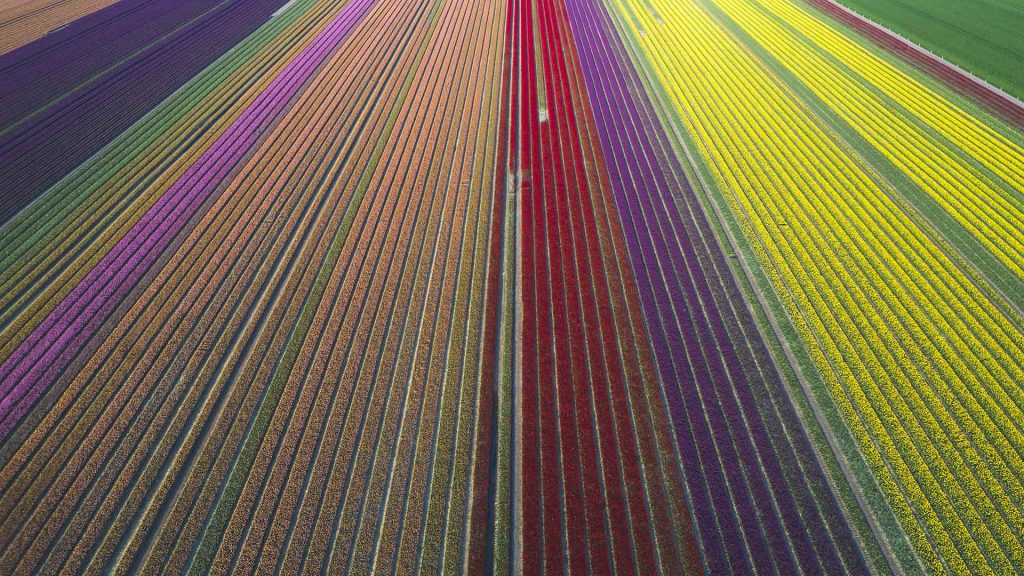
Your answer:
[836,0,1024,100]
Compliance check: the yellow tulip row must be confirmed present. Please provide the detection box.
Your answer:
[755,0,1024,194]
[612,0,1024,572]
[713,0,1024,280]
[712,0,1024,518]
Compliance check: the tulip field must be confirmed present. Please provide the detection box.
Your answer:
[0,0,123,53]
[1,0,1022,573]
[830,0,1024,103]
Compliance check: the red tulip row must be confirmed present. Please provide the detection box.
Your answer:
[515,0,702,572]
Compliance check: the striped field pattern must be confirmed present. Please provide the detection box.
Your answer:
[1,0,1023,574]
[0,0,123,54]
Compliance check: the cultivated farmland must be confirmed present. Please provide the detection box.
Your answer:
[0,0,1022,574]
[0,0,123,54]
[832,0,1024,102]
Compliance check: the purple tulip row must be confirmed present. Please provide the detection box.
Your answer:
[560,0,868,572]
[0,0,380,440]
[0,0,290,224]
[1,0,229,124]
